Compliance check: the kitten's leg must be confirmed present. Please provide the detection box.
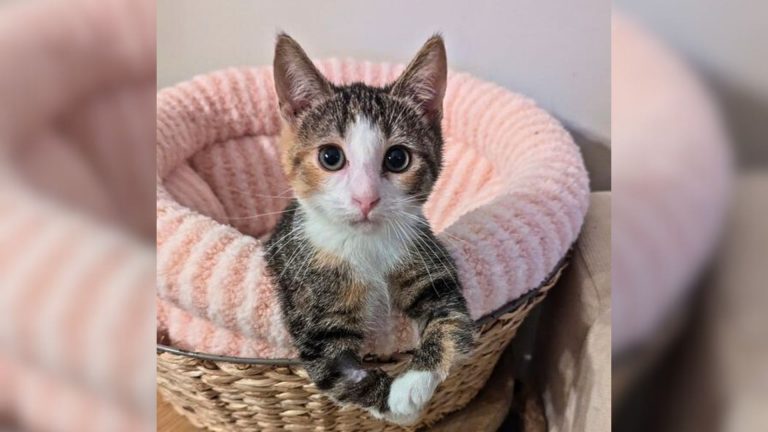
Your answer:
[302,348,393,411]
[387,270,477,421]
[288,313,419,423]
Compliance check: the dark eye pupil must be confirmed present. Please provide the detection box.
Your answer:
[385,147,410,172]
[323,148,340,165]
[319,146,344,170]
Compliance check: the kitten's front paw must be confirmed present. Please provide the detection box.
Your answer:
[381,370,441,425]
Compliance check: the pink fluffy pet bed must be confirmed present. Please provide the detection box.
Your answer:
[156,59,590,359]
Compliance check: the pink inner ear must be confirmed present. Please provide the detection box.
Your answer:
[391,38,447,121]
[274,37,332,121]
[281,100,308,121]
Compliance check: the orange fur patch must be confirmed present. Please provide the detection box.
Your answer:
[279,127,326,197]
[323,279,366,315]
[422,314,465,376]
[392,157,425,193]
[340,280,367,311]
[436,321,460,375]
[278,127,299,179]
[312,250,343,269]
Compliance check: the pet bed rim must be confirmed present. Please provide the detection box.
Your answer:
[156,252,570,365]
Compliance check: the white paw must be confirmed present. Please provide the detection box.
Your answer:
[381,370,441,425]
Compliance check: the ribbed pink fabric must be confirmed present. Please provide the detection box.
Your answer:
[157,60,590,358]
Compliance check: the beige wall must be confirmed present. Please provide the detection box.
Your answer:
[157,0,610,140]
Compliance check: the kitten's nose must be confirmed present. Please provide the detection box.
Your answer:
[352,196,380,218]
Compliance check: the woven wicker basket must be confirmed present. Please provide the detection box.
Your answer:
[157,261,565,432]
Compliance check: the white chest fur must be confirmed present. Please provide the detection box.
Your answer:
[301,207,412,280]
[300,206,414,328]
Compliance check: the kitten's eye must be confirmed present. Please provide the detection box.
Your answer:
[318,145,345,171]
[384,146,411,173]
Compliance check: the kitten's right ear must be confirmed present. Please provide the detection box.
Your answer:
[390,35,447,124]
[273,33,332,123]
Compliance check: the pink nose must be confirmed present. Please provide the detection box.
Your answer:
[353,196,380,218]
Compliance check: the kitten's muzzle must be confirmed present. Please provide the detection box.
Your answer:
[352,195,380,219]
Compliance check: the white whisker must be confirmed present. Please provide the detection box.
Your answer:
[397,215,457,286]
[224,208,293,220]
[393,217,440,298]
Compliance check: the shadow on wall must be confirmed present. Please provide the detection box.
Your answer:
[703,69,768,167]
[568,126,611,192]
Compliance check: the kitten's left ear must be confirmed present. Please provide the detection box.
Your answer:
[391,35,447,123]
[273,33,332,123]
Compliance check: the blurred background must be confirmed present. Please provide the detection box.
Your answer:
[615,0,767,167]
[0,0,155,431]
[612,1,767,431]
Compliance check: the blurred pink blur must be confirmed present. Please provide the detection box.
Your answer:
[0,0,155,431]
[613,2,767,431]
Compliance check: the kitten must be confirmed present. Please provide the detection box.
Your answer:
[264,33,476,425]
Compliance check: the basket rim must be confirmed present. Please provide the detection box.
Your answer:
[156,252,570,365]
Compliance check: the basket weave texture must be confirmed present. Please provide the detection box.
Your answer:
[157,264,562,432]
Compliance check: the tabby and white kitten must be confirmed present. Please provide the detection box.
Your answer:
[264,34,476,425]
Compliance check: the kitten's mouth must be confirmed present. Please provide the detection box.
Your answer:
[350,218,374,226]
[349,217,380,230]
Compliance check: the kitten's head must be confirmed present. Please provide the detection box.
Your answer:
[273,33,447,233]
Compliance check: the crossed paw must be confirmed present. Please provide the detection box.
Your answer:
[370,370,442,426]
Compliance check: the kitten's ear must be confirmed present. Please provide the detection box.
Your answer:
[391,35,447,123]
[273,33,332,123]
